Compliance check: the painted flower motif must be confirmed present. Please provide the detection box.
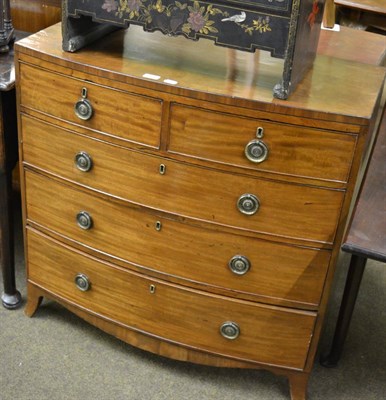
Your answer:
[153,0,166,13]
[127,0,142,12]
[253,16,271,33]
[109,0,271,38]
[102,0,118,12]
[182,1,219,34]
[187,10,206,31]
[244,16,271,35]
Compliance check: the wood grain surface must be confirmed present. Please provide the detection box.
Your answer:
[334,0,386,14]
[15,21,385,400]
[15,24,385,125]
[342,103,386,261]
[26,228,316,370]
[20,115,344,245]
[11,0,61,32]
[24,169,332,309]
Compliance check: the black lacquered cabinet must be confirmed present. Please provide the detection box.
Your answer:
[62,0,325,98]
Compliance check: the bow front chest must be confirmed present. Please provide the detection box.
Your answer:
[15,23,384,400]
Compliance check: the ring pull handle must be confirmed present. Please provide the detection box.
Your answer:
[76,211,93,230]
[75,151,93,172]
[220,322,240,340]
[245,126,268,163]
[74,273,91,292]
[245,140,269,163]
[74,87,93,121]
[245,126,269,163]
[237,193,260,215]
[228,255,251,275]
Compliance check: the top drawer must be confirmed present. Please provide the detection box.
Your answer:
[18,63,163,148]
[169,104,357,183]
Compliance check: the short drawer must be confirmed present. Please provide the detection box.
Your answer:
[169,104,357,183]
[27,229,316,369]
[25,170,331,307]
[21,115,344,244]
[19,63,162,148]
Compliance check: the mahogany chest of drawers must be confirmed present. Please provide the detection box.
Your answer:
[15,23,385,400]
[62,0,326,99]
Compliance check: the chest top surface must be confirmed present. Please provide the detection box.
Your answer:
[16,23,385,124]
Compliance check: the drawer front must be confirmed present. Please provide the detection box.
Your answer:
[169,104,357,183]
[27,229,316,369]
[19,63,162,148]
[25,170,331,306]
[22,116,344,244]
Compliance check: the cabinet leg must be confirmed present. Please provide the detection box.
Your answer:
[288,372,309,400]
[24,284,43,317]
[320,254,366,367]
[0,170,22,309]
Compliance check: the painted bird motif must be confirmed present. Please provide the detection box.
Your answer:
[221,11,246,23]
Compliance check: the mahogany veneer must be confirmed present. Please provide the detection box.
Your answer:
[15,23,385,400]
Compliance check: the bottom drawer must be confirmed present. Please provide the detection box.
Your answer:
[26,229,316,370]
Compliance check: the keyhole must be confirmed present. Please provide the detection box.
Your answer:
[159,164,166,175]
[256,127,264,138]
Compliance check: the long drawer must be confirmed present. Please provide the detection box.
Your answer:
[18,63,162,148]
[21,115,344,244]
[25,170,331,307]
[169,103,357,183]
[26,229,316,370]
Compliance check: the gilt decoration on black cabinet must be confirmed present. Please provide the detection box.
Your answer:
[62,0,324,97]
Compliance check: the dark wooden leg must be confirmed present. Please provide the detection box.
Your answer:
[320,254,367,367]
[288,372,309,400]
[0,169,22,309]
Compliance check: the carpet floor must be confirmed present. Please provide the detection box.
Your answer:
[1,194,385,400]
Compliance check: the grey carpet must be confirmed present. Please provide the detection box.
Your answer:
[1,194,385,400]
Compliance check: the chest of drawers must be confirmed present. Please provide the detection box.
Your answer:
[62,0,326,99]
[15,23,385,400]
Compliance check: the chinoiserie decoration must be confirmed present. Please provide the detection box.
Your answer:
[0,0,14,53]
[61,0,325,99]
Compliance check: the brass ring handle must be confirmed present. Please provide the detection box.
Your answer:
[75,151,93,172]
[228,255,251,275]
[245,139,269,163]
[220,321,240,340]
[74,98,93,121]
[237,194,260,215]
[76,211,93,230]
[74,273,91,292]
[74,88,93,121]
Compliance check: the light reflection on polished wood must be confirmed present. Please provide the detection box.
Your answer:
[16,23,385,124]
